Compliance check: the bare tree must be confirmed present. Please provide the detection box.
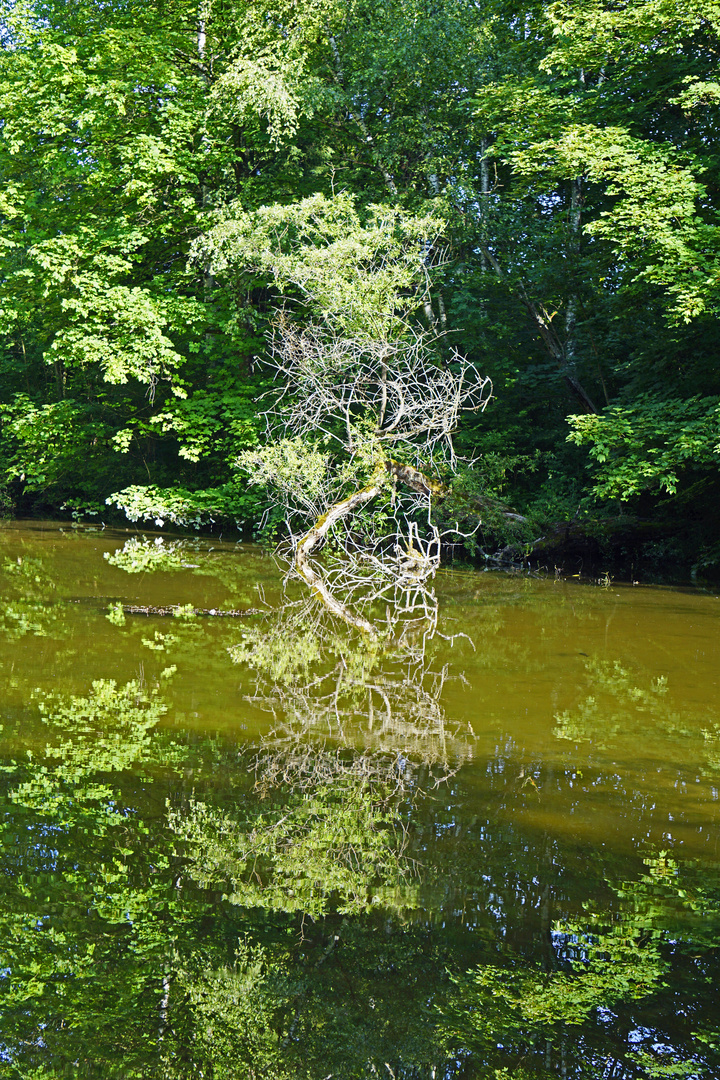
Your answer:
[240,322,492,634]
[191,192,493,629]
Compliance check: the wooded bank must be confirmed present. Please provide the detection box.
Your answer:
[1,0,719,577]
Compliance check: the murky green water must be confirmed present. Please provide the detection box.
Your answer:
[1,521,719,1078]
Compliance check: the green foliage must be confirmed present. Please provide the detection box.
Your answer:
[437,460,539,555]
[568,395,720,500]
[11,679,170,815]
[106,481,269,530]
[0,553,66,640]
[178,940,297,1080]
[106,600,126,626]
[444,920,666,1044]
[194,192,443,337]
[239,438,331,512]
[149,383,264,464]
[0,395,110,492]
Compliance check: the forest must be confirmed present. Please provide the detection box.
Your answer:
[1,0,719,575]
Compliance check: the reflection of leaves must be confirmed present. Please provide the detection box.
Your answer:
[0,601,56,638]
[448,922,664,1032]
[1,554,55,590]
[10,680,173,818]
[178,940,297,1080]
[701,727,720,774]
[169,774,418,918]
[553,658,698,751]
[106,600,126,625]
[433,846,720,1075]
[0,555,64,640]
[230,595,475,773]
[614,852,720,947]
[180,922,455,1080]
[103,534,271,609]
[631,1049,702,1078]
[442,896,669,1071]
[2,532,720,1077]
[1,674,719,1078]
[231,616,324,686]
[141,629,179,652]
[104,535,200,573]
[0,679,198,1076]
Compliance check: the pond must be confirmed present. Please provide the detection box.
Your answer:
[1,520,719,1079]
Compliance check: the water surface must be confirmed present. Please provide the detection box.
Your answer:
[1,520,719,1078]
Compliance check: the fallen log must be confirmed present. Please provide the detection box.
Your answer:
[122,604,264,618]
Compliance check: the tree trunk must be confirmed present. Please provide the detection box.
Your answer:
[328,31,398,198]
[564,175,582,384]
[476,239,598,414]
[294,459,445,632]
[295,472,387,636]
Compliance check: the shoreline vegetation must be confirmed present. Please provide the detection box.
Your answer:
[3,517,713,593]
[4,502,715,584]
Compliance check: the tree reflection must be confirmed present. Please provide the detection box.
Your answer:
[166,591,471,929]
[1,570,720,1077]
[168,770,419,919]
[553,655,720,781]
[0,552,64,640]
[229,590,475,778]
[1,669,719,1078]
